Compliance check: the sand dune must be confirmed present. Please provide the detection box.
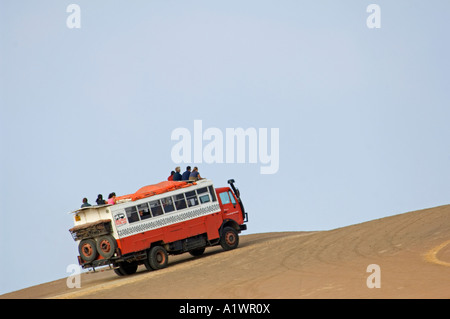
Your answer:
[2,204,450,299]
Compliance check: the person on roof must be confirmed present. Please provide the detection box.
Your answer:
[107,192,116,205]
[96,194,106,205]
[189,167,203,181]
[173,166,182,181]
[182,166,191,181]
[167,171,175,181]
[81,198,91,208]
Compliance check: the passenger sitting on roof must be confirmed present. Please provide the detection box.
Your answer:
[107,192,116,205]
[81,198,91,208]
[189,167,203,181]
[182,166,191,181]
[96,194,106,205]
[173,166,182,181]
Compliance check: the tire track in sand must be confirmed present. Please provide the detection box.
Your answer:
[424,239,450,267]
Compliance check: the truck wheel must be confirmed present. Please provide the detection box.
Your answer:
[220,227,239,251]
[96,235,117,259]
[79,239,98,262]
[114,268,125,276]
[114,262,138,276]
[189,247,205,257]
[146,246,168,270]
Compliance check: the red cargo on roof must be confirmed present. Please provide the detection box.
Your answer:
[115,181,196,202]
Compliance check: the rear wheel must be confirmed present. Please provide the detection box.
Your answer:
[114,268,124,276]
[114,262,138,276]
[145,246,168,270]
[79,239,98,263]
[189,247,205,257]
[220,227,239,251]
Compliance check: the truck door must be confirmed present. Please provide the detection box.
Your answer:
[218,189,241,222]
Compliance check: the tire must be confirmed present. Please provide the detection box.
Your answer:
[114,268,125,276]
[145,246,168,270]
[220,227,239,251]
[114,262,138,276]
[189,247,205,257]
[96,235,117,259]
[79,239,98,263]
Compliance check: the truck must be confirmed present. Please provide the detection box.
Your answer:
[69,179,248,276]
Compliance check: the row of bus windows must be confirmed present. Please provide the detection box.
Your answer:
[125,186,217,223]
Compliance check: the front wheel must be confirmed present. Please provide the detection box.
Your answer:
[220,227,239,251]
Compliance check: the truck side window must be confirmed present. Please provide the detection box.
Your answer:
[228,191,237,206]
[208,186,217,202]
[150,200,164,217]
[219,192,230,205]
[185,190,199,207]
[199,194,210,204]
[162,196,175,213]
[197,188,210,204]
[125,206,140,223]
[174,193,187,210]
[137,203,151,220]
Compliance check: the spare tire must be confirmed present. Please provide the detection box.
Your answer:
[79,238,98,263]
[96,235,117,259]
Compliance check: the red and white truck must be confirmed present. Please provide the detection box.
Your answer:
[69,179,248,276]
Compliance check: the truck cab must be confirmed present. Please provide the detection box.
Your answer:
[215,179,248,232]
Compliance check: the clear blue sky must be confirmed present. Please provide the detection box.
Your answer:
[1,0,449,294]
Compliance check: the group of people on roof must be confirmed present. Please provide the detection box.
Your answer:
[80,192,116,208]
[168,166,203,182]
[80,167,204,208]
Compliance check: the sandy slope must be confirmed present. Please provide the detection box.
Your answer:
[2,204,450,299]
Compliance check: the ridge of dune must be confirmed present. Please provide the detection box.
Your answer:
[2,204,450,299]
